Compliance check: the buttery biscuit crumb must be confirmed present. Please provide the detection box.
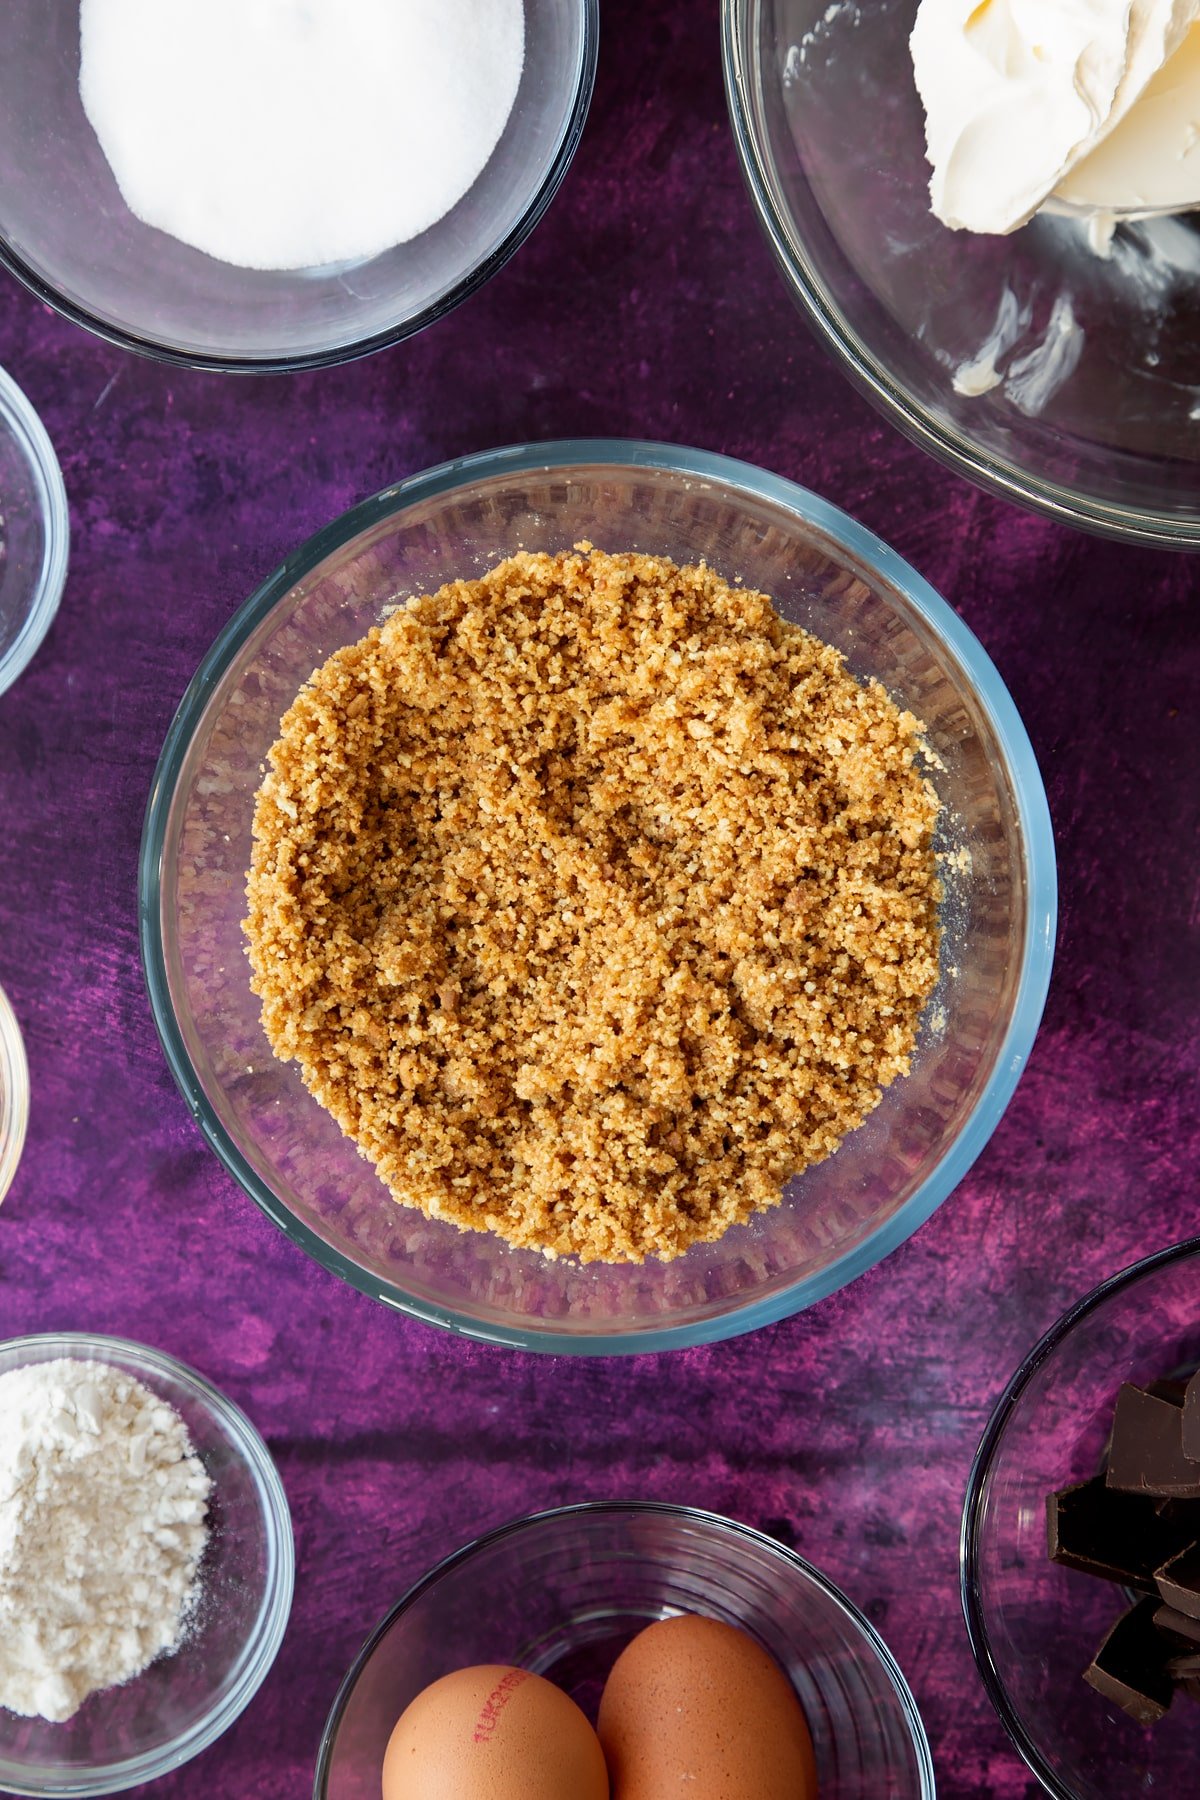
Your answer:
[243,549,940,1263]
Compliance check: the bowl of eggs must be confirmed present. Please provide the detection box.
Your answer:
[314,1501,936,1799]
[0,0,597,370]
[139,439,1056,1354]
[723,0,1200,545]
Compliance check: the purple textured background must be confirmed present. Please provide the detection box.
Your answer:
[0,4,1196,1795]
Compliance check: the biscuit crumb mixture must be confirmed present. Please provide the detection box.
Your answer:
[244,548,940,1263]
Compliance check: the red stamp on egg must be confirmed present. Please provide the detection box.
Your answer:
[473,1667,530,1743]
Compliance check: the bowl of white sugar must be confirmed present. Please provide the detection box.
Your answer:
[0,0,597,371]
[0,1333,293,1796]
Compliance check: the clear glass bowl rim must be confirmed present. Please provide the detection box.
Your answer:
[311,1498,937,1800]
[137,436,1058,1356]
[0,0,598,375]
[959,1233,1200,1800]
[0,363,69,695]
[0,1330,295,1798]
[720,0,1200,550]
[0,980,29,1205]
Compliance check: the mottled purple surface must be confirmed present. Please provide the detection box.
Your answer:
[0,4,1196,1796]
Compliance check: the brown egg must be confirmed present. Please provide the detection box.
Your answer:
[381,1663,610,1800]
[597,1613,819,1799]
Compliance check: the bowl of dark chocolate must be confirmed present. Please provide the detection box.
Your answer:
[962,1236,1200,1798]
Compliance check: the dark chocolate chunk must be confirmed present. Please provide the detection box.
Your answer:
[1107,1384,1200,1498]
[1085,1598,1175,1724]
[1155,1542,1200,1621]
[1183,1371,1200,1464]
[1046,1478,1196,1589]
[1153,1603,1200,1648]
[1050,1371,1200,1730]
[1154,1494,1198,1525]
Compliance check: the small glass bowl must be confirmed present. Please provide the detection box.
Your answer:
[961,1237,1200,1797]
[0,983,29,1204]
[0,1,597,371]
[723,0,1200,546]
[0,1332,294,1797]
[139,438,1056,1353]
[0,365,69,696]
[315,1502,936,1799]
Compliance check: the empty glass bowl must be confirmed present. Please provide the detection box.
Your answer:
[0,1333,294,1797]
[315,1502,935,1799]
[139,439,1056,1352]
[723,0,1200,545]
[0,365,68,696]
[961,1238,1200,1797]
[0,1,597,371]
[0,982,28,1204]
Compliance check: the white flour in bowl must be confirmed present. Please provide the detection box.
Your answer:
[0,1358,210,1723]
[78,0,526,270]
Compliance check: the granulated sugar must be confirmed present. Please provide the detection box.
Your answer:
[79,0,525,270]
[0,1358,210,1723]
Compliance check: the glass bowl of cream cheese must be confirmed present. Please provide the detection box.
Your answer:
[0,0,597,372]
[724,0,1200,546]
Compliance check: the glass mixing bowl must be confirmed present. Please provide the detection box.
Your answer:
[314,1502,936,1800]
[0,363,69,697]
[962,1238,1200,1798]
[0,1332,294,1798]
[723,0,1200,546]
[139,439,1056,1352]
[0,1,596,371]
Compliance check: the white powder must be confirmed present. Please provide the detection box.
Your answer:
[0,1359,211,1724]
[78,0,526,271]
